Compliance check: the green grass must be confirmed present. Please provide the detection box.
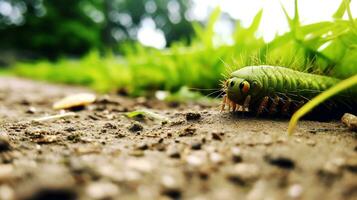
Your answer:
[289,73,357,135]
[12,0,357,97]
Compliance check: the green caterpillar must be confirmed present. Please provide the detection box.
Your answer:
[222,66,357,117]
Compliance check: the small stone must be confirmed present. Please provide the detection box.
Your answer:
[26,107,36,114]
[103,122,117,129]
[262,137,273,146]
[343,157,357,173]
[264,155,295,170]
[210,152,224,164]
[246,180,268,200]
[288,184,303,199]
[137,143,149,150]
[86,181,120,199]
[231,147,242,163]
[162,188,181,199]
[317,157,345,186]
[153,142,167,151]
[211,132,222,141]
[33,135,59,144]
[186,112,201,121]
[191,142,202,150]
[306,140,316,146]
[128,123,143,132]
[67,134,81,142]
[323,157,345,174]
[0,134,11,152]
[167,147,181,159]
[161,174,182,190]
[130,150,144,157]
[198,166,210,180]
[160,174,182,199]
[74,145,101,155]
[126,158,153,173]
[341,113,357,131]
[64,127,76,132]
[0,165,14,182]
[123,170,142,183]
[0,185,14,200]
[116,133,125,138]
[186,154,205,167]
[179,126,196,137]
[15,165,76,200]
[226,163,260,185]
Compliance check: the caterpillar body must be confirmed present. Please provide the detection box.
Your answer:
[222,66,357,118]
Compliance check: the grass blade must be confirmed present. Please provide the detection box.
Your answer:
[333,0,349,19]
[288,74,357,135]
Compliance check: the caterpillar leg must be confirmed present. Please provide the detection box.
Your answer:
[243,95,251,112]
[257,96,269,115]
[293,100,305,113]
[269,96,280,115]
[221,94,227,112]
[231,102,237,112]
[281,98,292,115]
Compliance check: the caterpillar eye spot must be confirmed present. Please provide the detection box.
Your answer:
[240,81,250,93]
[230,81,234,87]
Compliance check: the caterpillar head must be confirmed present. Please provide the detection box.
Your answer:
[225,77,261,105]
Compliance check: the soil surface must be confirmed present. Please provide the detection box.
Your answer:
[0,77,356,200]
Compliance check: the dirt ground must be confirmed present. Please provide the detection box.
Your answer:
[0,77,356,200]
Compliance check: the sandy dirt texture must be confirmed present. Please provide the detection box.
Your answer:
[0,77,356,200]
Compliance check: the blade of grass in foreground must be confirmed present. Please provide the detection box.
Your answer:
[288,74,357,135]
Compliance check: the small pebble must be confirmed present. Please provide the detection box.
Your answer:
[167,147,181,159]
[128,123,143,132]
[231,147,242,163]
[86,181,120,199]
[33,135,59,144]
[246,180,268,200]
[161,174,182,199]
[0,134,11,152]
[341,113,357,131]
[137,143,149,150]
[306,140,316,146]
[186,154,204,167]
[264,155,295,170]
[179,126,196,136]
[0,165,14,182]
[191,142,202,150]
[185,112,201,121]
[64,127,76,132]
[103,122,117,129]
[211,132,222,141]
[226,163,260,185]
[130,150,144,157]
[153,142,166,151]
[210,152,224,164]
[344,157,357,173]
[126,158,153,173]
[288,184,303,199]
[0,185,14,200]
[26,106,36,114]
[160,174,183,191]
[317,157,345,186]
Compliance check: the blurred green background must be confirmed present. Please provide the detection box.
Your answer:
[0,0,356,97]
